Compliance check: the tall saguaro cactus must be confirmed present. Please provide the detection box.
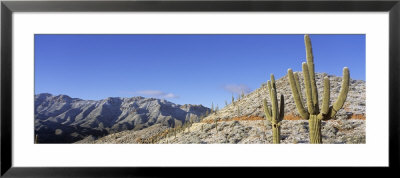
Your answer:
[287,34,350,144]
[263,74,284,144]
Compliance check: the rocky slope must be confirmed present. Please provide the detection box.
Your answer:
[82,72,366,144]
[35,94,210,143]
[203,72,365,121]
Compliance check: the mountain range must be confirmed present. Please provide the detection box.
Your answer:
[35,94,210,143]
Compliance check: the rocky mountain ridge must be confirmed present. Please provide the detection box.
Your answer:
[35,94,210,143]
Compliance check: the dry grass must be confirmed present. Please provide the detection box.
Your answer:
[201,112,364,124]
[350,114,366,120]
[201,115,265,124]
[201,114,305,123]
[284,114,303,120]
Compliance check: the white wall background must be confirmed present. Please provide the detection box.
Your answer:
[13,12,388,167]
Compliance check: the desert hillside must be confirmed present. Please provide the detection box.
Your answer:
[79,72,365,144]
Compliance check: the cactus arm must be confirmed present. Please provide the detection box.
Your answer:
[305,34,319,112]
[293,72,304,106]
[270,74,276,90]
[318,76,331,120]
[328,67,350,118]
[270,74,279,122]
[321,76,330,114]
[267,80,272,101]
[304,35,314,68]
[302,62,315,114]
[267,80,276,119]
[279,94,285,121]
[271,88,279,123]
[263,98,272,122]
[288,69,309,120]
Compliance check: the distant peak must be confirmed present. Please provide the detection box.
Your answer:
[57,94,71,98]
[35,93,53,97]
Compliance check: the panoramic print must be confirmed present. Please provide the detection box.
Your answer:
[34,34,365,144]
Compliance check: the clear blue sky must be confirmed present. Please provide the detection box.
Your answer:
[35,34,365,108]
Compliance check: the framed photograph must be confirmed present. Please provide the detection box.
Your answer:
[1,0,399,177]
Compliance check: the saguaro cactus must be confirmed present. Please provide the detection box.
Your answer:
[263,74,284,144]
[287,34,350,144]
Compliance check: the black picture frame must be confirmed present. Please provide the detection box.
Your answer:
[1,0,399,177]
